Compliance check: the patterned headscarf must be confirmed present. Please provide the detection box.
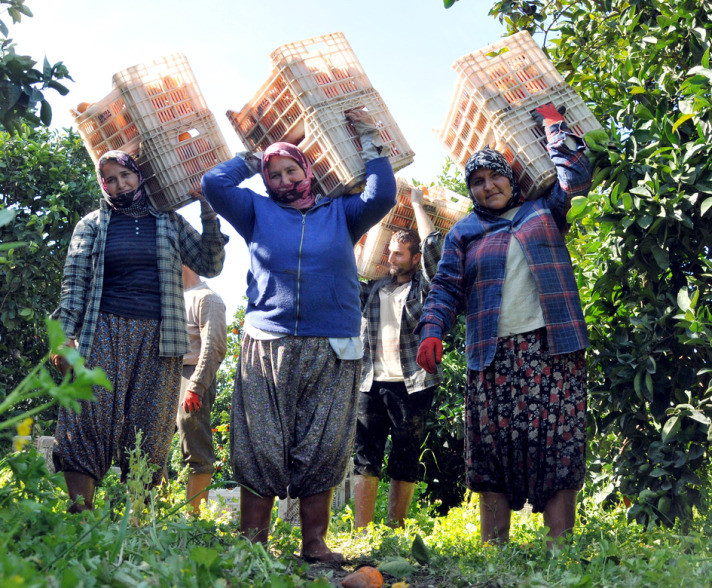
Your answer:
[464,149,521,216]
[261,142,316,210]
[97,150,149,216]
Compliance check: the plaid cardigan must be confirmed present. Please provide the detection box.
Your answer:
[360,231,443,393]
[416,122,592,371]
[55,200,226,359]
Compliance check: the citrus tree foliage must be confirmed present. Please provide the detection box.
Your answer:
[0,0,71,133]
[489,0,712,526]
[0,126,98,401]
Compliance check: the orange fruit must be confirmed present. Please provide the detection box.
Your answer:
[76,102,92,113]
[341,566,384,588]
[178,131,192,142]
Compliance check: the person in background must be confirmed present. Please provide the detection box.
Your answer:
[177,265,227,515]
[201,108,396,562]
[353,186,443,529]
[416,104,592,549]
[51,150,226,513]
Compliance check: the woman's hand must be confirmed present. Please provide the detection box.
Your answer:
[51,339,76,376]
[416,337,443,374]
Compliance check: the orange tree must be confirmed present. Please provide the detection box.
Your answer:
[481,0,712,526]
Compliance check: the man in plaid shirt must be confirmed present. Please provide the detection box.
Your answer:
[354,187,443,529]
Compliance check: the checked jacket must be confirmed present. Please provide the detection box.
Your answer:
[416,121,592,371]
[360,230,443,394]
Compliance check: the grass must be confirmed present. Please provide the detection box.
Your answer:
[2,448,712,587]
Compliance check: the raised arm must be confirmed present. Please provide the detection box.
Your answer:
[532,103,593,231]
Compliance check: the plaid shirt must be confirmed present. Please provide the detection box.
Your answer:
[55,200,226,359]
[416,122,591,371]
[360,231,443,393]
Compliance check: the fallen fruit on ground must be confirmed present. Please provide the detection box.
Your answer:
[341,565,384,587]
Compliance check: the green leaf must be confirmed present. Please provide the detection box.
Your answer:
[672,114,694,133]
[701,197,712,217]
[651,245,669,269]
[568,196,588,220]
[40,99,52,126]
[0,208,17,227]
[662,416,681,443]
[190,546,220,568]
[411,534,431,565]
[677,289,692,312]
[378,557,416,577]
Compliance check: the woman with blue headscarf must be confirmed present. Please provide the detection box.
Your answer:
[416,104,592,548]
[51,150,226,513]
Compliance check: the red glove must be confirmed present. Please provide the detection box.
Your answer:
[532,103,566,127]
[183,390,202,413]
[417,337,443,374]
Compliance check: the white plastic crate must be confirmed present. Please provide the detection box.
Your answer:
[277,463,354,528]
[301,89,414,198]
[451,31,566,112]
[206,487,240,520]
[355,182,470,280]
[354,223,394,280]
[226,71,306,153]
[381,179,470,234]
[270,32,374,109]
[140,111,232,211]
[437,32,602,199]
[112,53,209,132]
[35,436,56,473]
[71,88,143,165]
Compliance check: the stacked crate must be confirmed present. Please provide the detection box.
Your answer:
[71,53,231,211]
[436,31,602,199]
[355,179,471,279]
[227,32,414,198]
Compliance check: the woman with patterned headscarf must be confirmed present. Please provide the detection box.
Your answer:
[202,109,396,562]
[416,104,592,549]
[50,150,226,513]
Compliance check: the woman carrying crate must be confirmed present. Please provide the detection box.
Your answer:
[416,104,591,549]
[50,150,226,513]
[201,109,396,562]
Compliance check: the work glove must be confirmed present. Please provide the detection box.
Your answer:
[183,390,203,413]
[531,103,567,128]
[416,337,443,374]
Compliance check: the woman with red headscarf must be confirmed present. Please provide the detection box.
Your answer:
[51,150,226,513]
[202,109,396,562]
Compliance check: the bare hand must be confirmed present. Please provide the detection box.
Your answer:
[411,186,426,207]
[190,189,206,203]
[51,339,76,376]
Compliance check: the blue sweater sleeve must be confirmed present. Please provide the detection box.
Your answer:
[341,156,397,240]
[201,157,259,242]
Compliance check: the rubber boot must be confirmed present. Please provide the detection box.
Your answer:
[299,488,344,563]
[64,471,95,514]
[186,472,212,515]
[240,487,274,544]
[353,474,379,530]
[387,479,415,528]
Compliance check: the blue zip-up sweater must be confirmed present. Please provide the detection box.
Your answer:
[202,156,396,337]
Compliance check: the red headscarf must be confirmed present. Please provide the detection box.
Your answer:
[261,142,316,210]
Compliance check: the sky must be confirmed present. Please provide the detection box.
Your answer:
[8,0,508,317]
